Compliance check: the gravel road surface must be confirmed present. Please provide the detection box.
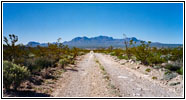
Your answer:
[52,53,114,97]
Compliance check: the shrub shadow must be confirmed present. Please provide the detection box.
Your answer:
[4,90,51,97]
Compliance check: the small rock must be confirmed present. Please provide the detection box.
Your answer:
[129,59,133,62]
[118,76,128,79]
[161,63,167,67]
[168,60,174,64]
[133,93,141,96]
[153,65,161,69]
[130,61,134,64]
[136,66,140,69]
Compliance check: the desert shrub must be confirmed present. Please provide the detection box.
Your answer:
[152,76,157,80]
[165,64,180,71]
[3,61,30,90]
[34,57,55,69]
[78,52,85,55]
[110,52,116,56]
[169,47,183,61]
[176,67,183,75]
[163,54,172,61]
[117,55,128,60]
[145,68,151,72]
[23,59,40,73]
[112,49,123,56]
[23,57,55,73]
[164,70,172,75]
[59,58,69,68]
[67,55,75,64]
[67,55,74,60]
[132,41,151,65]
[147,53,165,65]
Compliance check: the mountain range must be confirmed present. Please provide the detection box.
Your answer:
[27,36,182,48]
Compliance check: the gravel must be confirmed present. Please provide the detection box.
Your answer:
[52,53,114,97]
[95,53,182,97]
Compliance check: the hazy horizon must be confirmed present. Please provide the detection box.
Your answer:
[3,3,183,44]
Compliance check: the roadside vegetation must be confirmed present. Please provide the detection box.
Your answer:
[3,34,89,95]
[93,40,183,76]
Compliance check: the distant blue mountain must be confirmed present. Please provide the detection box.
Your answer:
[27,41,48,47]
[27,36,182,48]
[27,41,40,47]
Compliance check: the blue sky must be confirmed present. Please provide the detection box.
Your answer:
[3,3,183,44]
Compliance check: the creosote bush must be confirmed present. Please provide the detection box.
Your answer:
[23,57,55,73]
[34,57,55,69]
[59,58,69,69]
[3,61,30,90]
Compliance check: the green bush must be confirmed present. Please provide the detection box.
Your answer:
[78,52,85,55]
[34,57,55,69]
[164,70,171,75]
[170,47,183,61]
[110,49,123,57]
[132,42,151,65]
[152,76,157,80]
[23,57,55,73]
[176,67,183,75]
[110,52,116,56]
[165,64,180,71]
[59,58,69,68]
[145,68,151,72]
[147,53,165,65]
[67,55,74,60]
[3,61,30,90]
[117,55,128,60]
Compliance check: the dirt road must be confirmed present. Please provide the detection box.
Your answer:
[52,52,183,97]
[52,52,115,97]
